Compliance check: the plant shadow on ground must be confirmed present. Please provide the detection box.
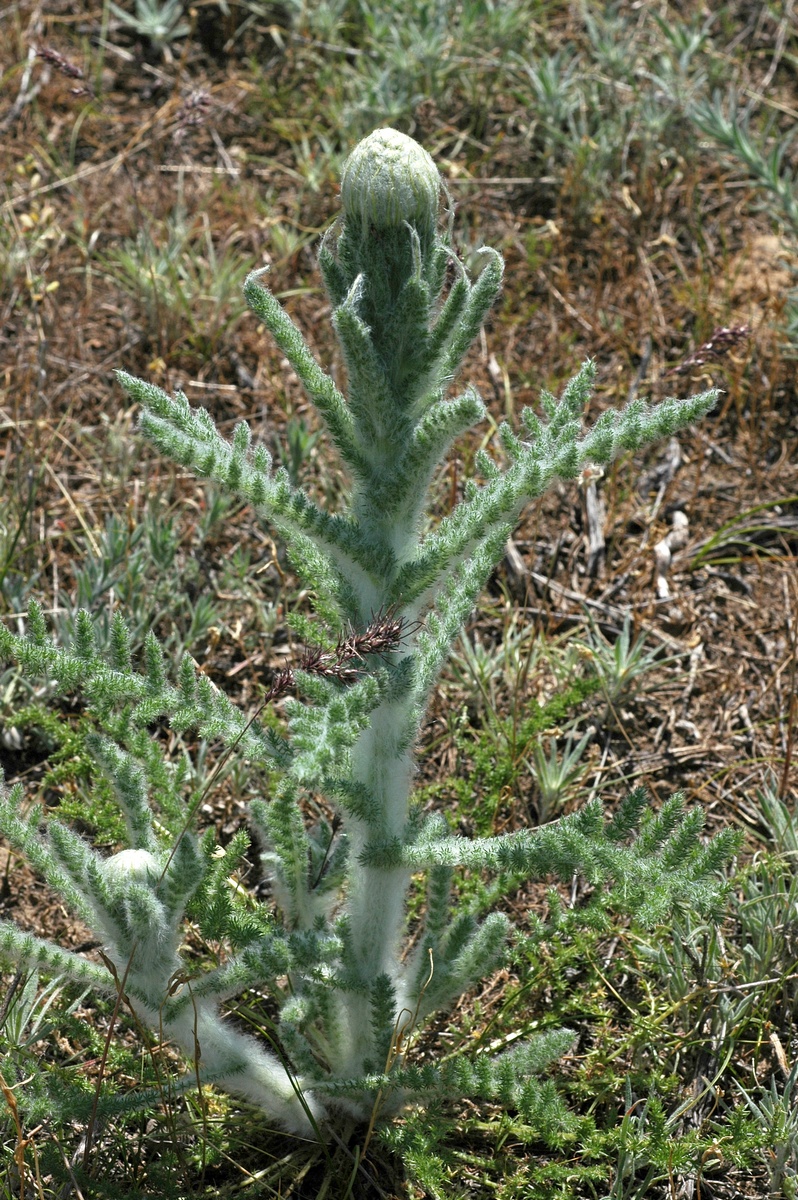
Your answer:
[1,0,797,1196]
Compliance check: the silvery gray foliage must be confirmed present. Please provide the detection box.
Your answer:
[0,128,735,1139]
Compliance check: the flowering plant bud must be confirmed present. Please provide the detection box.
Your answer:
[340,126,441,232]
[103,848,160,884]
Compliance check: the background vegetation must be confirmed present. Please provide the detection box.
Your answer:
[0,0,796,1196]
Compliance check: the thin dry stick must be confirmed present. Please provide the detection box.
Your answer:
[778,574,797,799]
[1,44,39,132]
[0,142,158,217]
[0,1074,36,1200]
[361,949,435,1159]
[43,462,102,557]
[82,949,142,1169]
[759,0,795,93]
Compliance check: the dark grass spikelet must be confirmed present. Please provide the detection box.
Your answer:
[666,324,751,376]
[35,45,94,97]
[263,611,408,701]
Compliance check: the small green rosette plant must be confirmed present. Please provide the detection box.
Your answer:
[0,128,737,1139]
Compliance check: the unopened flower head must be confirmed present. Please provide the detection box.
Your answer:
[340,127,441,232]
[103,848,160,884]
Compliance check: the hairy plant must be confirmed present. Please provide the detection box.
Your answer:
[108,0,189,52]
[528,728,592,822]
[685,90,798,236]
[0,129,736,1142]
[738,1061,798,1198]
[583,613,680,707]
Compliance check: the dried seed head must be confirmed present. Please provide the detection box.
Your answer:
[340,128,441,231]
